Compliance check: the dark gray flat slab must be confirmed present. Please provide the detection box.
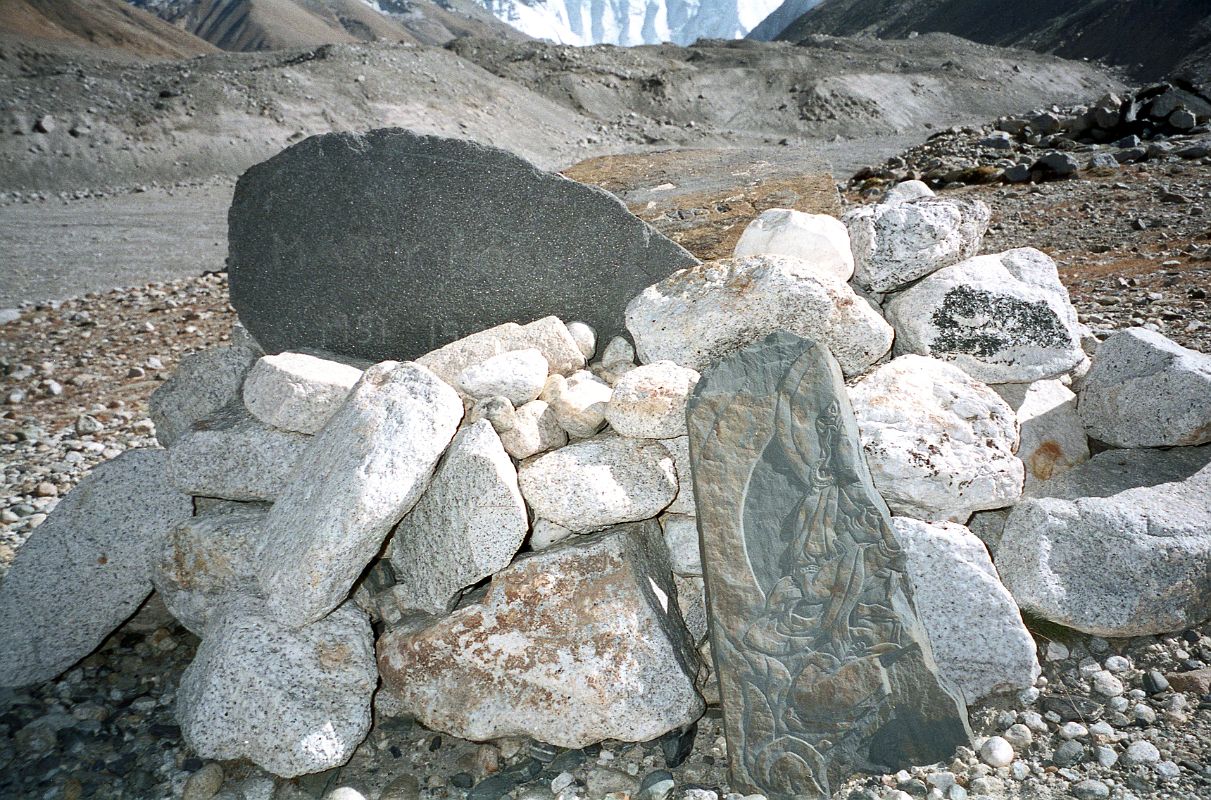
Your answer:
[687,331,971,799]
[227,129,699,363]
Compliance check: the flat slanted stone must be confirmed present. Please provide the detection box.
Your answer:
[149,333,262,446]
[177,600,377,778]
[996,446,1211,637]
[255,362,463,629]
[153,505,268,635]
[377,522,703,749]
[1079,328,1211,448]
[167,403,310,502]
[388,420,528,616]
[0,450,193,686]
[687,332,970,799]
[228,129,697,362]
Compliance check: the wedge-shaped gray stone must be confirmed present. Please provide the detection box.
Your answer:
[849,355,1023,523]
[885,248,1084,384]
[518,437,677,532]
[255,362,463,628]
[388,421,528,616]
[625,254,893,376]
[996,446,1211,637]
[150,336,262,446]
[846,196,990,293]
[687,332,970,800]
[892,518,1040,702]
[153,506,268,635]
[177,600,376,778]
[242,352,364,435]
[377,522,703,749]
[228,129,697,362]
[167,403,310,502]
[1079,328,1211,448]
[0,450,192,686]
[995,379,1089,490]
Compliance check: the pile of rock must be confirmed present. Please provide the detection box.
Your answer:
[2,131,1209,793]
[850,81,1211,192]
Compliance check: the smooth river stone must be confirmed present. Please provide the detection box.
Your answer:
[686,331,971,799]
[228,129,697,362]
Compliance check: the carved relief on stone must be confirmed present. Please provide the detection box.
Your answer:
[687,331,971,799]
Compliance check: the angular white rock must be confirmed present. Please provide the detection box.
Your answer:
[150,337,262,446]
[625,254,893,376]
[893,517,1041,702]
[733,209,855,282]
[376,523,702,749]
[455,348,549,406]
[153,505,267,635]
[660,514,701,577]
[529,518,574,551]
[995,380,1089,490]
[849,355,1023,523]
[242,352,363,435]
[605,361,700,439]
[883,179,935,205]
[1079,328,1211,448]
[416,316,585,386]
[167,404,310,502]
[846,196,990,292]
[176,600,376,778]
[996,446,1211,637]
[497,399,568,459]
[658,436,697,515]
[518,437,677,532]
[594,335,638,385]
[388,421,528,616]
[884,248,1085,384]
[0,450,193,686]
[255,362,463,628]
[541,369,613,438]
[566,321,597,360]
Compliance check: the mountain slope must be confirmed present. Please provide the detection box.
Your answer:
[771,0,1211,85]
[746,0,820,42]
[0,0,217,58]
[476,0,783,46]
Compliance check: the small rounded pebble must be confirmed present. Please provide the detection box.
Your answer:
[1123,740,1161,765]
[979,736,1014,767]
[1071,779,1110,800]
[1091,670,1125,696]
[1103,655,1131,672]
[1002,723,1033,750]
[1155,760,1181,780]
[1059,722,1088,739]
[182,763,224,800]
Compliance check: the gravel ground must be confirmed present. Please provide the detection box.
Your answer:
[2,151,1211,800]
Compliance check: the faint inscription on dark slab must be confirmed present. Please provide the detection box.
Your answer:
[227,129,698,363]
[687,331,971,799]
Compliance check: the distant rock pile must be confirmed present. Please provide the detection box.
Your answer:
[2,132,1210,787]
[851,81,1211,192]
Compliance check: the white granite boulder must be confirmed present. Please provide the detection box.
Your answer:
[733,209,855,282]
[996,446,1211,637]
[242,352,363,435]
[540,369,613,438]
[376,523,702,748]
[625,254,893,376]
[604,361,700,439]
[0,450,193,686]
[388,421,528,616]
[593,335,638,385]
[846,195,990,292]
[153,505,267,635]
[566,321,597,360]
[416,316,585,387]
[455,348,549,406]
[494,399,567,459]
[893,518,1041,702]
[849,355,1023,522]
[995,380,1090,490]
[167,404,310,502]
[150,333,262,446]
[256,362,463,629]
[177,600,376,778]
[518,437,677,532]
[1079,328,1211,448]
[884,248,1085,384]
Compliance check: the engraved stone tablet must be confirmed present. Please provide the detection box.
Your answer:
[687,331,971,799]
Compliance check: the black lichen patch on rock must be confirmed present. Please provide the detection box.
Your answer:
[930,285,1070,358]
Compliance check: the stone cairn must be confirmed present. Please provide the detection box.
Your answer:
[2,131,1210,798]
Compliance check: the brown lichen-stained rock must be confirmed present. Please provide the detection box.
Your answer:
[687,332,971,800]
[376,521,703,749]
